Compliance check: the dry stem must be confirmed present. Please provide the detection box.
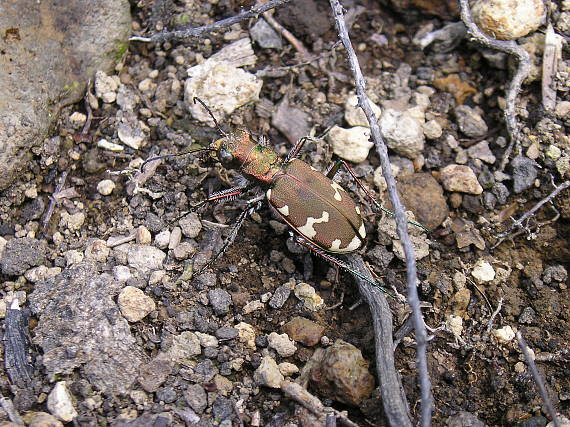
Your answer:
[458,0,531,172]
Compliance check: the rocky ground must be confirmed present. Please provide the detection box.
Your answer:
[0,0,569,426]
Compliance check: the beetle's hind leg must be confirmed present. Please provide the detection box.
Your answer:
[290,233,393,297]
[327,160,429,233]
[195,194,265,275]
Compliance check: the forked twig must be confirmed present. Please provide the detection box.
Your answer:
[130,0,292,43]
[516,332,560,427]
[493,180,569,245]
[458,0,531,172]
[328,2,432,425]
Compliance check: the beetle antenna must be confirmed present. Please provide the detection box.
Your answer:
[193,97,227,137]
[140,148,216,172]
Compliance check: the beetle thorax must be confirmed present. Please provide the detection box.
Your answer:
[212,129,282,183]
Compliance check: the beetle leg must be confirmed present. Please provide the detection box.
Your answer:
[195,194,265,275]
[330,160,429,233]
[284,136,315,163]
[291,234,393,297]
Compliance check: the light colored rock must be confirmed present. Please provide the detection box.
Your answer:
[455,105,488,138]
[467,141,496,164]
[185,60,262,125]
[59,212,86,233]
[492,325,515,343]
[195,332,219,348]
[47,381,78,422]
[97,138,124,152]
[179,213,202,238]
[95,70,120,103]
[472,0,545,40]
[161,331,201,364]
[113,265,132,282]
[127,245,166,271]
[423,119,443,140]
[446,314,463,337]
[294,283,324,311]
[253,356,284,388]
[268,332,297,357]
[471,260,495,283]
[236,322,256,349]
[84,239,110,262]
[97,179,115,196]
[64,249,84,266]
[136,225,152,245]
[118,119,145,149]
[379,108,425,158]
[278,362,299,376]
[326,125,373,163]
[344,94,381,127]
[243,299,264,314]
[118,286,156,322]
[439,164,483,194]
[154,230,171,249]
[69,112,87,128]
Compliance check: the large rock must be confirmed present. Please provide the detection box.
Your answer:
[0,0,131,189]
[28,262,146,394]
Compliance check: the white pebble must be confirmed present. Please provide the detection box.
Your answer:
[97,179,115,196]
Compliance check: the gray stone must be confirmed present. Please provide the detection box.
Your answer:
[0,0,131,189]
[446,410,485,427]
[1,237,47,276]
[215,327,239,340]
[268,284,292,309]
[455,105,488,138]
[511,155,539,193]
[208,288,232,316]
[179,213,202,238]
[127,244,166,271]
[250,18,283,49]
[379,108,425,158]
[28,262,146,394]
[184,384,207,413]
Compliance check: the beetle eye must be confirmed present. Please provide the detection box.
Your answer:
[219,148,233,164]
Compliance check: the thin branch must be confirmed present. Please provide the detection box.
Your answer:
[516,332,560,427]
[328,2,432,425]
[130,0,292,43]
[280,380,359,427]
[458,0,531,172]
[347,255,412,426]
[495,180,569,241]
[485,297,503,335]
[41,170,69,234]
[262,12,310,58]
[0,395,24,425]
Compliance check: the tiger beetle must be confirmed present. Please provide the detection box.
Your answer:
[143,98,428,296]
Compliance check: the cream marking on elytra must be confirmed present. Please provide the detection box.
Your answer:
[330,239,342,251]
[342,235,362,252]
[355,206,361,215]
[310,166,318,171]
[358,222,366,238]
[266,189,272,199]
[330,182,344,201]
[277,205,290,216]
[297,211,330,239]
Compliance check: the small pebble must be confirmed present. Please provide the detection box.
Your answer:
[136,225,152,245]
[154,230,171,249]
[492,325,515,343]
[267,332,297,357]
[455,105,488,138]
[440,164,483,194]
[294,283,324,311]
[179,213,202,238]
[96,179,115,196]
[168,227,182,249]
[278,362,299,377]
[118,286,156,322]
[47,381,78,422]
[379,108,425,158]
[253,356,284,388]
[344,94,381,127]
[236,322,256,349]
[423,119,443,140]
[208,288,232,316]
[327,125,373,163]
[471,259,495,283]
[243,299,264,314]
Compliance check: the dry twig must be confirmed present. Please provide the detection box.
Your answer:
[130,0,292,43]
[329,1,432,425]
[458,0,531,172]
[516,332,560,427]
[41,170,69,234]
[493,180,569,246]
[346,256,412,426]
[280,380,359,427]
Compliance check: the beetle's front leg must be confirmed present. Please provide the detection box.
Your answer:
[284,136,316,163]
[195,194,265,275]
[290,233,392,297]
